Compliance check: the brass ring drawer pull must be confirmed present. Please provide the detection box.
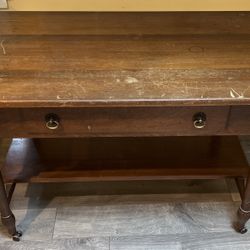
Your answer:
[193,112,206,129]
[45,114,60,130]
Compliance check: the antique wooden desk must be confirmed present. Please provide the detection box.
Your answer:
[1,12,250,241]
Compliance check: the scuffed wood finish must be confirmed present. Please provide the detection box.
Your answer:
[0,13,250,107]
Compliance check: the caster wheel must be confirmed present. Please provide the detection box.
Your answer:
[239,227,248,234]
[12,231,22,242]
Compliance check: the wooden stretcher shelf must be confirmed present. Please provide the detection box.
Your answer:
[2,136,249,183]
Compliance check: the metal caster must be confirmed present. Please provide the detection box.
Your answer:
[12,231,22,242]
[239,227,248,234]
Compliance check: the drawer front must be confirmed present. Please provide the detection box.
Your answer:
[0,107,228,137]
[228,106,250,135]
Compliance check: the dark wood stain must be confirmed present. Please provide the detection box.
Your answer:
[0,13,250,107]
[0,107,229,137]
[0,12,250,239]
[2,136,248,183]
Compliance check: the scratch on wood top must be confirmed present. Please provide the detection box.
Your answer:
[230,88,244,99]
[125,76,139,84]
[0,40,6,55]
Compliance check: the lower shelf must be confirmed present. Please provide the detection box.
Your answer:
[2,136,249,183]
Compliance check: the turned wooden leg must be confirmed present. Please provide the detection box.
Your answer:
[236,173,250,234]
[0,172,22,241]
[0,139,21,241]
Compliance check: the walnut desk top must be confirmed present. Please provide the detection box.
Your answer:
[0,12,250,109]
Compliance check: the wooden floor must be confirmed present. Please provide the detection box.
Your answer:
[0,137,250,249]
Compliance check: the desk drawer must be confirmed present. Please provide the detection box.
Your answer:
[0,107,228,137]
[228,106,250,135]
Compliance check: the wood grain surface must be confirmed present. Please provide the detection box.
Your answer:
[0,107,229,137]
[1,12,250,35]
[0,12,250,107]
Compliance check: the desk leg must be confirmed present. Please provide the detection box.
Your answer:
[237,174,250,234]
[0,139,22,241]
[0,173,22,241]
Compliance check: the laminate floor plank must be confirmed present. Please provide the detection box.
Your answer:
[9,179,232,210]
[0,208,56,242]
[0,136,250,248]
[226,178,241,202]
[110,232,250,250]
[53,201,238,239]
[111,235,182,250]
[0,237,109,250]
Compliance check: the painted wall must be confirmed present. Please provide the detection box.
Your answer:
[0,0,7,9]
[1,0,250,11]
